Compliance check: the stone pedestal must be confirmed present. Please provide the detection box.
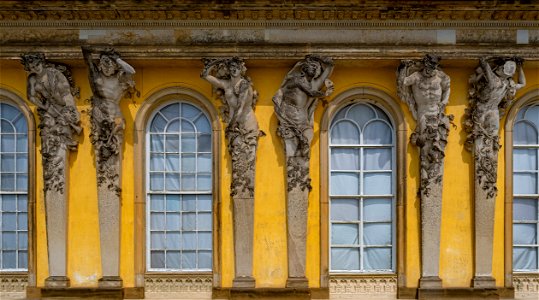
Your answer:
[232,196,255,288]
[97,161,122,287]
[420,182,443,288]
[286,158,309,289]
[473,156,496,289]
[44,150,70,288]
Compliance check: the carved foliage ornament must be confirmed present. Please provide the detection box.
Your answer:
[397,54,452,197]
[83,46,137,196]
[273,54,334,191]
[201,57,261,197]
[21,53,81,193]
[464,56,526,199]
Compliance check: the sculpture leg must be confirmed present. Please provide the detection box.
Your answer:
[232,196,255,288]
[45,149,70,288]
[419,181,443,288]
[98,160,122,288]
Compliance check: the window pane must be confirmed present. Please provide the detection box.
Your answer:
[331,224,359,245]
[181,103,200,119]
[197,175,212,191]
[513,224,537,245]
[181,154,195,172]
[166,232,181,249]
[150,195,165,211]
[16,154,27,172]
[182,213,196,230]
[513,247,538,270]
[2,194,16,211]
[513,148,537,171]
[181,175,196,191]
[2,251,16,269]
[165,135,179,152]
[150,251,165,269]
[198,134,211,152]
[151,232,165,249]
[165,173,180,191]
[18,232,28,249]
[160,103,179,120]
[182,232,197,250]
[17,213,27,230]
[347,104,376,130]
[16,134,27,152]
[364,121,392,144]
[181,135,196,152]
[2,232,16,249]
[166,195,181,211]
[1,174,15,191]
[364,172,392,195]
[514,122,538,145]
[513,172,537,194]
[182,195,196,211]
[198,195,212,211]
[197,213,212,231]
[166,213,181,230]
[150,173,164,191]
[331,149,359,170]
[198,154,211,172]
[195,117,211,134]
[198,232,212,249]
[1,154,15,172]
[363,223,392,245]
[181,251,196,269]
[1,135,15,152]
[150,135,164,152]
[198,251,212,269]
[18,251,28,269]
[167,120,181,133]
[331,172,359,195]
[330,199,359,221]
[2,212,16,230]
[331,121,360,144]
[150,213,165,230]
[364,247,392,270]
[331,248,359,271]
[364,148,392,170]
[165,154,179,172]
[166,251,181,269]
[514,198,538,221]
[364,198,392,222]
[150,114,167,132]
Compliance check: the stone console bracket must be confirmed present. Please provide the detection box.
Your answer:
[26,287,144,299]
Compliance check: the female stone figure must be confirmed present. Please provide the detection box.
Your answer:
[464,57,525,288]
[82,46,136,194]
[21,53,81,287]
[83,46,136,287]
[201,57,260,287]
[465,57,526,198]
[201,57,260,197]
[273,55,334,287]
[273,54,334,191]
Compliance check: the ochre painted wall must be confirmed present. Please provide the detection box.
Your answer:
[0,60,537,289]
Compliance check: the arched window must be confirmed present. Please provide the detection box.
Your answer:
[512,104,539,272]
[146,102,213,271]
[329,102,396,273]
[0,102,28,271]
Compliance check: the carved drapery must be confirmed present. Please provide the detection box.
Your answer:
[273,54,334,287]
[396,54,451,288]
[464,57,526,288]
[21,53,81,287]
[201,57,261,287]
[83,46,136,287]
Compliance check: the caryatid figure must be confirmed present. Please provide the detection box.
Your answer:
[21,53,81,287]
[83,46,136,287]
[273,55,334,287]
[201,57,262,287]
[397,54,452,288]
[464,57,525,288]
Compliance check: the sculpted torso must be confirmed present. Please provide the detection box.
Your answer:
[407,71,445,118]
[29,68,75,109]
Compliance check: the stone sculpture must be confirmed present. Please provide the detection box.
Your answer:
[273,54,334,287]
[201,57,261,287]
[21,53,81,287]
[397,54,451,288]
[464,57,525,287]
[83,46,136,287]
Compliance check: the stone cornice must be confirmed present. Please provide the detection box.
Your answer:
[0,0,539,26]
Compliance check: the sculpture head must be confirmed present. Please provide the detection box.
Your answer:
[302,57,322,79]
[497,60,516,78]
[422,54,440,77]
[227,57,246,78]
[21,53,46,74]
[98,48,120,77]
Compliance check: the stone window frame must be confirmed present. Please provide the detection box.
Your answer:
[0,88,36,292]
[504,88,539,290]
[133,86,222,291]
[320,87,407,292]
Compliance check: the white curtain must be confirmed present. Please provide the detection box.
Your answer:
[331,121,360,144]
[331,172,359,195]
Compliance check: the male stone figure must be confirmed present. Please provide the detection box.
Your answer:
[21,53,81,287]
[397,54,451,288]
[83,46,136,287]
[273,55,334,287]
[464,57,525,287]
[201,57,261,287]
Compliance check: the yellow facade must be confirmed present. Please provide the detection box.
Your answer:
[1,61,537,289]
